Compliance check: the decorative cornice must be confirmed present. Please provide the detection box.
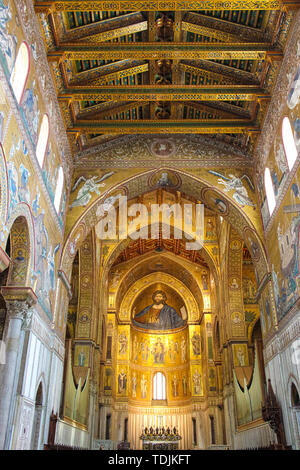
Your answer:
[34,1,287,13]
[263,308,300,364]
[74,134,251,166]
[1,286,38,307]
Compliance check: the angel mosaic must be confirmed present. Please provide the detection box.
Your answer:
[0,0,16,73]
[70,172,114,209]
[208,171,256,208]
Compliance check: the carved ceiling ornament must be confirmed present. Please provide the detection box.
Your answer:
[117,271,200,325]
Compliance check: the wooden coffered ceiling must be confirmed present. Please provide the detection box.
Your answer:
[35,1,299,156]
[112,237,209,268]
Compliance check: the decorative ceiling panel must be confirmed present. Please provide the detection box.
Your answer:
[35,0,296,155]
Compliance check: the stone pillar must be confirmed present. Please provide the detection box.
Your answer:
[0,287,37,449]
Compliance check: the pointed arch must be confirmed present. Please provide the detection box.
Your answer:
[60,169,269,291]
[7,215,31,286]
[4,204,35,286]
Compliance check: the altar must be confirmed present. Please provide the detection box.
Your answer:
[140,426,181,450]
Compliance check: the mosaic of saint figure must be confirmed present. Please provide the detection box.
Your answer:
[132,290,185,330]
[191,332,201,356]
[151,337,166,363]
[118,369,127,394]
[118,333,128,355]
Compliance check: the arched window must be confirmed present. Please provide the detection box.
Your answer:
[153,372,166,400]
[264,167,276,216]
[54,166,64,212]
[291,383,300,407]
[282,117,298,171]
[10,42,30,104]
[36,114,49,168]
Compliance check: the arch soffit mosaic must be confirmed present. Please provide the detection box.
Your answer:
[117,272,200,325]
[5,204,35,286]
[61,169,269,284]
[0,143,8,227]
[111,251,205,313]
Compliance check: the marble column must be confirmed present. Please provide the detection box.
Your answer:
[0,287,36,449]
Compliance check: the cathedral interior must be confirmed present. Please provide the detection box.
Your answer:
[0,0,300,451]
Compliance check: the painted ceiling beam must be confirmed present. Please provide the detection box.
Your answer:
[69,59,146,80]
[76,100,244,120]
[183,100,251,118]
[77,101,148,119]
[34,0,299,13]
[178,62,254,85]
[65,20,148,43]
[183,11,268,41]
[63,11,144,32]
[58,84,270,101]
[180,60,260,85]
[47,42,281,61]
[71,63,149,86]
[51,11,146,43]
[65,119,260,134]
[181,21,245,42]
